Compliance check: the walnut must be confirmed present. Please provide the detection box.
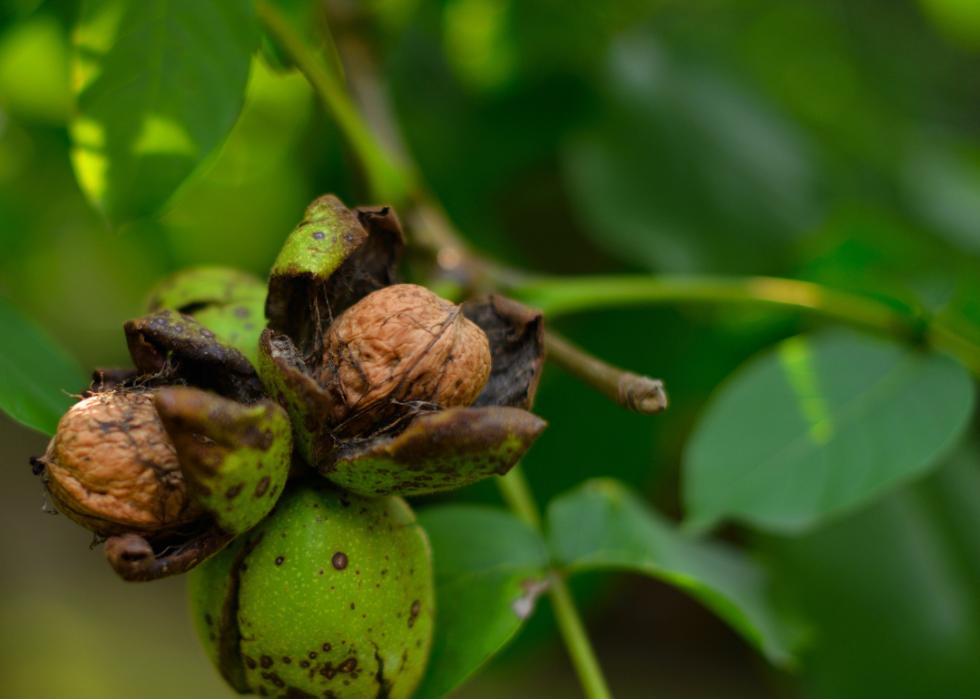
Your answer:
[38,391,204,538]
[317,284,491,436]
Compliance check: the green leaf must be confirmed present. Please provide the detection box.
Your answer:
[0,14,71,124]
[915,0,980,48]
[547,478,797,666]
[414,505,549,699]
[760,445,980,699]
[684,330,975,534]
[69,0,259,224]
[0,297,87,435]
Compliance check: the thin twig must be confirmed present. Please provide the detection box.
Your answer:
[546,330,667,416]
[320,4,528,294]
[256,0,413,207]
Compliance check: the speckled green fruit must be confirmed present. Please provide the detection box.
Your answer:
[154,387,293,536]
[189,482,434,699]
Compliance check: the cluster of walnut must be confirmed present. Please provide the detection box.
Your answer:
[37,283,493,539]
[27,192,552,699]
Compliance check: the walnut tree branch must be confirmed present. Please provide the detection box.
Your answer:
[546,330,667,415]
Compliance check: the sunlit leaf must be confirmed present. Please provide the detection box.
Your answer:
[0,297,87,435]
[684,330,975,534]
[69,0,259,225]
[0,14,71,123]
[414,505,549,699]
[548,478,798,665]
[916,0,980,48]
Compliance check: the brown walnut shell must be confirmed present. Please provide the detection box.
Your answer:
[38,390,204,538]
[316,284,492,437]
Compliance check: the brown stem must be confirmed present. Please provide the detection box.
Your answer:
[326,18,413,168]
[545,330,668,416]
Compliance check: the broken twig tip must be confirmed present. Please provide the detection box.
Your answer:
[618,374,668,415]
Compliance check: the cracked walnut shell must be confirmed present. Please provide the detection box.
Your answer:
[38,391,204,538]
[317,284,492,435]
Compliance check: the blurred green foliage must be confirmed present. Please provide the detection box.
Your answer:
[761,443,980,698]
[0,295,86,434]
[4,0,980,697]
[547,478,798,664]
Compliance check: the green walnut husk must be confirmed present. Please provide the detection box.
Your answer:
[257,194,548,498]
[102,385,292,581]
[147,266,267,366]
[190,481,434,699]
[155,387,292,536]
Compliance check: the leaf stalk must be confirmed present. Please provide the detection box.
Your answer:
[512,275,980,377]
[497,466,615,699]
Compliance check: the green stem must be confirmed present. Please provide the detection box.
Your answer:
[495,463,542,531]
[926,322,980,377]
[511,275,980,376]
[512,275,923,337]
[547,569,614,699]
[497,467,614,699]
[513,274,980,379]
[254,0,414,206]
